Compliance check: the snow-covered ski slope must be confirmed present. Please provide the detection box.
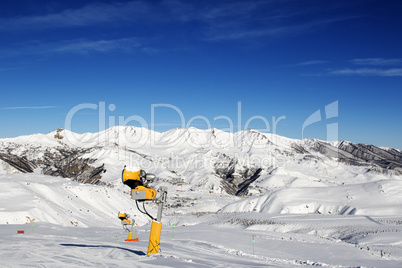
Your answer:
[2,217,402,267]
[1,127,402,266]
[1,174,402,267]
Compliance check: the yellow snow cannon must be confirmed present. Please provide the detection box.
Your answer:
[118,212,138,242]
[120,167,168,256]
[122,168,157,201]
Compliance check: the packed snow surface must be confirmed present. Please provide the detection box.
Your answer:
[1,173,402,267]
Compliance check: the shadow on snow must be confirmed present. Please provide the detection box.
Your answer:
[60,243,146,256]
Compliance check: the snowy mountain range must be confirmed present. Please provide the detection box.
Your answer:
[1,126,402,219]
[1,127,401,189]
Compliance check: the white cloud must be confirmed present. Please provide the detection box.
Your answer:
[329,68,402,77]
[0,1,150,31]
[52,38,142,54]
[201,1,265,20]
[0,0,361,46]
[295,60,328,66]
[0,37,146,58]
[202,16,357,42]
[350,58,402,66]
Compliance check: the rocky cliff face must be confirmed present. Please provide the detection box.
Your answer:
[309,140,402,175]
[0,153,36,173]
[0,144,106,184]
[213,153,263,196]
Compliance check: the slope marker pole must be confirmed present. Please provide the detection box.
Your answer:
[252,235,255,256]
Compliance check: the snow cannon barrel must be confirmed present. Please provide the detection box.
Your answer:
[122,169,145,189]
[118,212,132,225]
[122,168,157,201]
[118,212,128,221]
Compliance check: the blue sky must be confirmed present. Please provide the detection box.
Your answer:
[0,0,401,149]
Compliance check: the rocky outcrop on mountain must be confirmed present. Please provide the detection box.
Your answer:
[213,153,263,196]
[39,148,106,184]
[0,145,106,184]
[0,153,37,173]
[219,167,262,196]
[310,140,402,175]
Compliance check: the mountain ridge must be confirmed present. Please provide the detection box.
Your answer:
[1,126,401,197]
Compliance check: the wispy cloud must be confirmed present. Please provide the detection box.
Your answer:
[294,60,328,66]
[1,106,57,110]
[52,38,142,54]
[0,37,149,58]
[0,0,367,60]
[201,13,358,42]
[195,0,360,42]
[305,57,402,77]
[350,58,402,66]
[0,0,362,48]
[329,68,402,77]
[0,1,150,31]
[200,1,266,20]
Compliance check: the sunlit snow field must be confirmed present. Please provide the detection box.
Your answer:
[1,173,402,267]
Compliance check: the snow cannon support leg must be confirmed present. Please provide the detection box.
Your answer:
[147,221,162,255]
[127,232,133,240]
[146,186,167,255]
[125,231,139,242]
